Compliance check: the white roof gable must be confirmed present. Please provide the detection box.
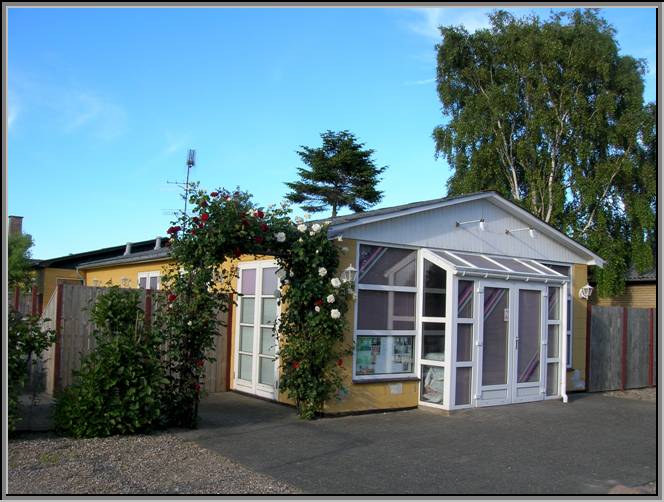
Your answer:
[329,193,603,266]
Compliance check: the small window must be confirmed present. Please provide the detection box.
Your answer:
[137,271,161,290]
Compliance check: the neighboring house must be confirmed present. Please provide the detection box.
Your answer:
[65,191,603,413]
[590,267,656,309]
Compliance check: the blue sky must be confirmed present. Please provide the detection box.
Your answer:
[7,6,657,259]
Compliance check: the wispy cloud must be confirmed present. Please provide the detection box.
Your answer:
[8,89,19,130]
[404,7,493,40]
[8,73,128,141]
[403,77,436,86]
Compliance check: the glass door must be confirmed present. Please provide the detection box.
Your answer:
[512,286,545,402]
[234,262,279,400]
[418,257,448,407]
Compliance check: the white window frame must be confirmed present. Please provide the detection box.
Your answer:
[543,263,573,368]
[137,271,161,290]
[353,241,419,382]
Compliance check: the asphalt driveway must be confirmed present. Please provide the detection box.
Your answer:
[179,391,657,495]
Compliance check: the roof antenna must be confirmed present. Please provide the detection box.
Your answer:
[183,149,196,222]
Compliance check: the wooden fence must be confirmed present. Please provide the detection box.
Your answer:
[39,284,228,395]
[587,305,657,392]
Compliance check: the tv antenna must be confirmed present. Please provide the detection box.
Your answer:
[166,149,196,227]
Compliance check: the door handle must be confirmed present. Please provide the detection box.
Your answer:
[515,337,519,350]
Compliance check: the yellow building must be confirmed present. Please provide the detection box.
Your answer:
[590,268,656,309]
[69,192,603,413]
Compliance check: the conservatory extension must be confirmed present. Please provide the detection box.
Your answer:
[353,244,570,410]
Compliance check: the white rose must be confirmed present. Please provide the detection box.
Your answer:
[326,294,335,304]
[309,231,315,236]
[315,306,321,313]
[297,224,307,233]
[187,320,193,326]
[312,223,321,233]
[318,267,327,277]
[275,232,286,243]
[331,278,341,288]
[284,279,289,285]
[294,216,304,224]
[330,309,341,319]
[248,209,255,216]
[289,270,294,277]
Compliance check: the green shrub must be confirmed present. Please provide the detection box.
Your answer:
[54,287,167,438]
[8,308,55,432]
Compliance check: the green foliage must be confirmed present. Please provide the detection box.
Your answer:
[159,185,352,422]
[8,309,55,432]
[54,287,166,438]
[433,9,655,296]
[8,233,35,289]
[285,130,387,217]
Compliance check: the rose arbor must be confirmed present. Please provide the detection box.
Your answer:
[158,185,353,425]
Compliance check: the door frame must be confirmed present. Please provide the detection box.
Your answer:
[233,259,280,400]
[474,280,546,407]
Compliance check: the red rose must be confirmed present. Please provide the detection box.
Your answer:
[260,223,269,232]
[201,213,209,222]
[166,225,181,234]
[255,210,264,219]
[210,191,219,197]
[241,219,249,227]
[255,236,264,244]
[337,358,344,367]
[168,293,177,302]
[173,225,181,232]
[198,223,204,229]
[314,299,324,306]
[292,361,300,369]
[200,200,208,208]
[224,195,231,201]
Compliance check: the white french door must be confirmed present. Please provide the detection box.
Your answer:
[234,261,280,400]
[475,281,546,407]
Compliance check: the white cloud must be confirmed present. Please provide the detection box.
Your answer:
[404,7,493,40]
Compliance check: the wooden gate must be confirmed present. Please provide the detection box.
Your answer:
[587,305,656,392]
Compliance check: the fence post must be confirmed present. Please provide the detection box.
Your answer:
[225,294,234,391]
[13,286,20,310]
[31,286,38,316]
[621,307,628,391]
[648,308,654,387]
[144,289,153,330]
[53,284,64,394]
[585,302,592,391]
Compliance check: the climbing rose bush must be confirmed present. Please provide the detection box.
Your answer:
[157,184,353,424]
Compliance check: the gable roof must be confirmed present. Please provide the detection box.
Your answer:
[323,191,604,267]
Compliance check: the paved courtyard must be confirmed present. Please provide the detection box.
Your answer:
[179,390,657,495]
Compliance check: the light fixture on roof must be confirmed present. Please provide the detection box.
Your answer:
[455,218,485,231]
[505,226,536,239]
[578,283,594,300]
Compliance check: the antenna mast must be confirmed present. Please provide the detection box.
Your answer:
[183,149,196,223]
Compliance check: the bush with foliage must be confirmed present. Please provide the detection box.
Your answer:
[54,287,166,438]
[158,185,353,423]
[8,308,55,432]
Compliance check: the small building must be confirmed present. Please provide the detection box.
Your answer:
[590,267,656,309]
[66,191,603,412]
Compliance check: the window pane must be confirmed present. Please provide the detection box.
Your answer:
[424,259,446,289]
[421,365,444,404]
[482,287,509,386]
[547,324,559,359]
[546,363,559,396]
[422,322,445,361]
[259,357,274,386]
[240,326,253,353]
[458,280,474,318]
[424,292,446,318]
[548,287,560,320]
[262,267,278,296]
[149,276,159,290]
[455,367,472,406]
[491,257,539,273]
[261,298,277,325]
[355,336,414,375]
[357,290,415,330]
[139,277,147,289]
[517,290,541,383]
[454,252,503,270]
[544,264,570,277]
[260,327,275,355]
[241,269,256,295]
[240,298,255,324]
[423,259,446,317]
[456,324,473,362]
[358,245,416,287]
[238,354,252,381]
[567,298,572,330]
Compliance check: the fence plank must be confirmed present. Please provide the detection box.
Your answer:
[626,308,650,389]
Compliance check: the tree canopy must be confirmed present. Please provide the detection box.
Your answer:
[433,9,656,296]
[285,130,386,217]
[9,232,35,289]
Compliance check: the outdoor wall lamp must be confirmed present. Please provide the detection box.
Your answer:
[341,264,357,284]
[505,226,536,239]
[579,283,594,300]
[455,218,486,231]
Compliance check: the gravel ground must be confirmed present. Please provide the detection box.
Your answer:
[8,432,301,495]
[602,387,656,401]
